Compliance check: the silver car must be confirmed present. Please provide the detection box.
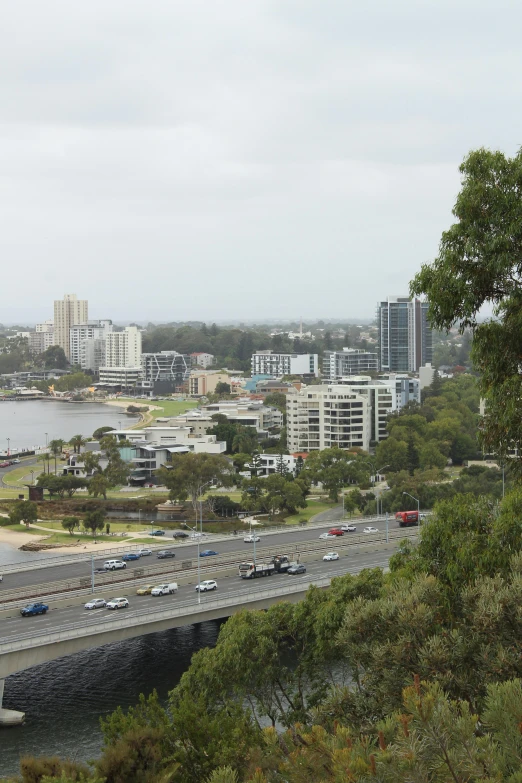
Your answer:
[106,597,129,610]
[84,598,107,610]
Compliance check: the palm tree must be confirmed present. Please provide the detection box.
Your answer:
[38,452,51,475]
[48,439,65,475]
[70,434,87,454]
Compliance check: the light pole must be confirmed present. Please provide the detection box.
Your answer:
[6,437,10,457]
[45,433,48,448]
[402,491,420,517]
[184,520,202,604]
[118,421,122,431]
[30,470,34,485]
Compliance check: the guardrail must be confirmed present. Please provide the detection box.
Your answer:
[0,576,337,653]
[0,528,418,607]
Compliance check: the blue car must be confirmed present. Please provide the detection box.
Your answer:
[150,530,165,536]
[199,550,219,557]
[20,602,49,617]
[121,553,140,561]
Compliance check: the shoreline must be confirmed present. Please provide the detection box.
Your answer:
[103,399,162,428]
[0,525,142,555]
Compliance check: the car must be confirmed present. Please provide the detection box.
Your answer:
[156,550,176,559]
[287,564,307,575]
[84,598,107,610]
[172,531,189,539]
[136,549,152,557]
[323,552,340,561]
[11,458,20,464]
[363,526,379,534]
[0,461,10,468]
[190,532,205,539]
[20,602,49,616]
[341,524,357,532]
[106,597,129,610]
[319,532,337,539]
[0,574,3,582]
[195,580,217,592]
[121,553,141,561]
[199,550,218,557]
[151,582,178,596]
[328,528,344,536]
[136,584,155,595]
[104,560,126,571]
[244,535,261,543]
[150,529,165,536]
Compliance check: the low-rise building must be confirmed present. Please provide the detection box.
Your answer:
[251,351,318,377]
[190,352,215,368]
[322,348,378,381]
[140,351,191,394]
[188,370,231,396]
[97,367,143,390]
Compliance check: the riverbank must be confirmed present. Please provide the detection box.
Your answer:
[103,399,161,427]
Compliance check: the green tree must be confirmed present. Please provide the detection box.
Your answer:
[61,516,80,535]
[9,500,38,527]
[48,439,65,474]
[69,434,87,454]
[375,438,408,473]
[215,381,231,396]
[82,508,106,539]
[157,452,232,515]
[92,425,114,440]
[305,448,354,501]
[38,452,51,475]
[418,441,447,470]
[263,392,287,411]
[40,345,68,369]
[88,473,111,500]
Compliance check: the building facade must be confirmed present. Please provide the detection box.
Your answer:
[188,370,231,396]
[251,351,319,377]
[190,352,215,368]
[53,294,88,360]
[322,348,378,381]
[377,297,432,372]
[286,384,371,453]
[28,330,56,355]
[97,366,142,388]
[69,320,113,370]
[141,351,191,393]
[104,327,142,369]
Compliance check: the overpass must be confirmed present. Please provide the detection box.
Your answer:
[0,545,396,726]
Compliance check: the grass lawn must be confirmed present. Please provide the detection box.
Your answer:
[2,463,66,487]
[39,531,118,545]
[1,523,44,535]
[284,500,336,526]
[116,398,198,421]
[36,519,136,534]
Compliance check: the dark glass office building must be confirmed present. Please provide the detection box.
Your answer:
[377,297,432,372]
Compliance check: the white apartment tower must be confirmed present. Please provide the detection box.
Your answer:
[104,327,142,368]
[286,384,371,453]
[69,320,113,371]
[53,294,88,360]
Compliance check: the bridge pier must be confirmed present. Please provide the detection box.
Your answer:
[0,679,25,726]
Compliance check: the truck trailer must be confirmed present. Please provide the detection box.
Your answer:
[239,554,292,579]
[395,510,419,527]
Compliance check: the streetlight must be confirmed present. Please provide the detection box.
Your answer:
[6,438,10,457]
[118,421,122,431]
[402,491,420,516]
[366,462,390,487]
[184,520,202,604]
[45,433,48,448]
[30,470,34,485]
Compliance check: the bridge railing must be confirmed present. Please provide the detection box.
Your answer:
[0,576,335,653]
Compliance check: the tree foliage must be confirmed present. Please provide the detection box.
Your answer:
[9,500,37,527]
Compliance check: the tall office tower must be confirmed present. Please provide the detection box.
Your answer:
[53,294,88,360]
[104,326,142,368]
[377,297,432,372]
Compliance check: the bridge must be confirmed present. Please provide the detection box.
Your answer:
[0,516,419,725]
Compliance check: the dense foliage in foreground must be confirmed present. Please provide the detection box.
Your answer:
[5,490,522,782]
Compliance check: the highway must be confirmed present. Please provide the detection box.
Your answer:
[0,548,391,643]
[0,513,409,592]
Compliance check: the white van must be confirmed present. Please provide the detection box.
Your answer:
[151,583,178,596]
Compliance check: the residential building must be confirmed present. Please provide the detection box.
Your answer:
[35,319,54,333]
[255,380,297,395]
[322,348,378,381]
[247,453,301,477]
[377,297,433,372]
[188,370,231,396]
[419,363,435,390]
[201,399,283,436]
[69,320,113,370]
[140,351,191,394]
[335,375,420,443]
[104,326,142,369]
[97,367,143,389]
[286,384,371,453]
[190,352,215,368]
[53,294,88,360]
[251,351,319,377]
[28,329,56,355]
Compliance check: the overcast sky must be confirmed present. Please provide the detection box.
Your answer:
[0,1,520,323]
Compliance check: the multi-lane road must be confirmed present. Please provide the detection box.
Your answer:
[0,513,408,592]
[0,548,392,643]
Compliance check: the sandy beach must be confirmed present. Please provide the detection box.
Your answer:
[103,399,162,427]
[0,525,141,554]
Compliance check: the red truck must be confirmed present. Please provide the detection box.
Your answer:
[395,510,419,527]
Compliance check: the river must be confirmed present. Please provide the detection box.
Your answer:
[0,400,138,453]
[0,621,223,777]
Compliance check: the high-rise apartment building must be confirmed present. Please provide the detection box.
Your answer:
[377,297,432,372]
[104,326,142,369]
[322,348,378,381]
[141,351,191,392]
[69,320,113,370]
[53,294,88,360]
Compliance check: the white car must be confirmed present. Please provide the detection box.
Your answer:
[84,598,107,610]
[137,549,152,557]
[104,560,126,571]
[341,524,357,532]
[244,535,261,543]
[195,580,217,592]
[319,532,337,539]
[190,532,205,539]
[363,526,379,534]
[106,597,129,610]
[0,574,3,582]
[151,583,178,596]
[323,552,340,561]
